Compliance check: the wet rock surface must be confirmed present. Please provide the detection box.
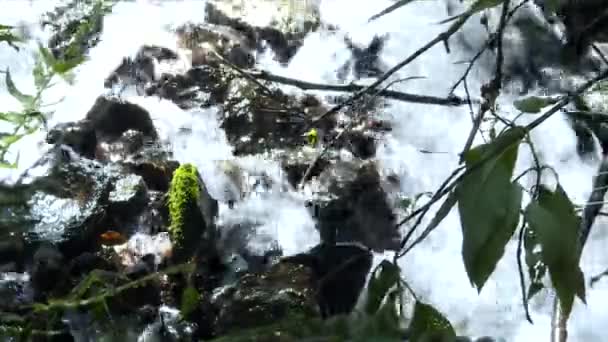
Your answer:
[310,162,401,252]
[211,261,319,335]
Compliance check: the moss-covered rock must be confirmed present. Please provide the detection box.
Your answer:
[167,163,218,262]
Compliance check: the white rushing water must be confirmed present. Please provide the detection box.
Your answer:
[1,0,607,340]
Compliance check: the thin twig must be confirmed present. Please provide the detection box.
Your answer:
[248,70,465,106]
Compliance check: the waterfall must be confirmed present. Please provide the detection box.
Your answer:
[1,0,607,340]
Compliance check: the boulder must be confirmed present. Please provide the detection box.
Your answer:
[211,261,319,335]
[85,95,158,142]
[311,162,401,252]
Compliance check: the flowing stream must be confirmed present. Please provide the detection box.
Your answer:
[1,0,607,340]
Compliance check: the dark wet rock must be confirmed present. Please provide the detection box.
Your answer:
[176,21,255,68]
[137,190,171,234]
[107,173,148,220]
[311,162,401,252]
[22,148,116,258]
[338,130,377,159]
[146,65,233,109]
[96,129,147,162]
[46,120,97,159]
[204,1,321,65]
[41,0,110,62]
[30,243,68,301]
[85,95,158,142]
[211,261,319,335]
[125,254,156,280]
[279,149,331,188]
[7,145,166,259]
[282,243,373,318]
[220,81,336,156]
[337,34,388,82]
[120,142,180,192]
[217,219,284,281]
[550,0,608,57]
[0,236,25,272]
[68,251,116,278]
[0,273,32,311]
[104,45,179,92]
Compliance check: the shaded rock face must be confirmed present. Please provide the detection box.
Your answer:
[46,120,97,159]
[211,261,319,335]
[546,0,608,56]
[282,243,373,318]
[204,1,321,65]
[85,95,158,142]
[104,45,179,93]
[220,84,337,156]
[30,243,68,301]
[337,34,388,82]
[10,103,175,261]
[0,273,32,312]
[311,162,401,252]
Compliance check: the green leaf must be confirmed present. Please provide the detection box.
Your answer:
[0,32,22,51]
[0,132,23,147]
[365,260,400,315]
[0,159,18,169]
[524,184,586,316]
[38,43,57,70]
[368,0,421,22]
[4,68,36,110]
[439,0,503,25]
[456,128,524,291]
[513,96,559,113]
[357,289,403,340]
[408,300,455,342]
[180,285,200,318]
[32,58,48,90]
[0,111,25,124]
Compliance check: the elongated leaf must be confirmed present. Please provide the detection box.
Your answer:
[439,0,504,25]
[0,159,18,169]
[38,43,57,70]
[357,289,403,340]
[405,191,458,253]
[408,300,455,341]
[368,0,421,22]
[456,128,524,291]
[513,96,559,114]
[0,132,23,147]
[365,260,400,315]
[0,32,21,50]
[32,58,48,90]
[4,68,36,110]
[524,184,586,316]
[0,111,25,124]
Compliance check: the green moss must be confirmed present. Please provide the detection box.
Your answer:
[168,163,200,248]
